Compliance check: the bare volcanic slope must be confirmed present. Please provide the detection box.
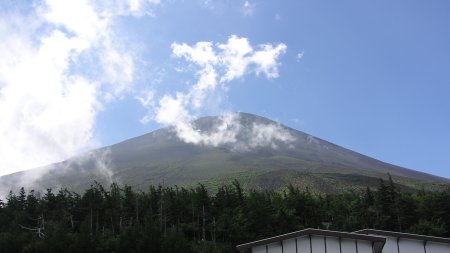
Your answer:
[0,113,448,194]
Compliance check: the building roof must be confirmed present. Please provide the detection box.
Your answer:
[355,229,450,245]
[236,228,386,253]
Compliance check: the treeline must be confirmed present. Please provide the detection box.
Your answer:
[0,176,449,253]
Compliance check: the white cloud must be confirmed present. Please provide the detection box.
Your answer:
[218,35,253,83]
[136,89,155,124]
[172,41,218,67]
[140,35,292,149]
[0,0,160,177]
[242,1,256,16]
[138,89,155,108]
[127,0,161,16]
[167,112,296,151]
[155,93,191,125]
[248,123,294,149]
[297,51,304,61]
[200,0,215,10]
[93,0,161,17]
[72,148,115,184]
[173,113,241,147]
[0,148,117,198]
[251,43,287,78]
[100,45,135,99]
[40,0,106,42]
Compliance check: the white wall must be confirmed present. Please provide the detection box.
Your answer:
[358,240,373,253]
[311,235,326,253]
[381,237,399,253]
[426,242,450,253]
[283,238,297,253]
[297,235,311,253]
[325,236,340,253]
[373,235,450,253]
[253,245,266,253]
[398,238,424,253]
[341,238,357,253]
[268,242,283,253]
[249,232,450,253]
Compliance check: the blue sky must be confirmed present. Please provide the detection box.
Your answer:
[0,0,449,179]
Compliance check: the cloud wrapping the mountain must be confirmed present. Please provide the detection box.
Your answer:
[173,113,242,147]
[0,0,159,177]
[140,35,292,149]
[248,123,295,149]
[0,148,115,198]
[165,112,295,151]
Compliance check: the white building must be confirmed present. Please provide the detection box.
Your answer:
[355,229,450,253]
[236,228,386,253]
[236,228,450,253]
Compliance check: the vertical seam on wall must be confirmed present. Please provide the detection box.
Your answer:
[324,236,327,253]
[339,236,342,253]
[397,237,400,253]
[295,238,298,253]
[355,239,359,253]
[281,240,284,253]
[309,234,312,253]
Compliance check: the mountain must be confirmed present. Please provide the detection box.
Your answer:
[0,112,448,194]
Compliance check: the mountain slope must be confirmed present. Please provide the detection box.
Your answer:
[0,112,448,194]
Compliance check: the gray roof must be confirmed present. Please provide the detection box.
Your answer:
[355,229,450,245]
[236,228,386,253]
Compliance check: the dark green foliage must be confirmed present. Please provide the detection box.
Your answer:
[0,178,449,253]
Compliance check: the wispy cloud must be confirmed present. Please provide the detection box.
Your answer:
[275,14,281,21]
[242,1,256,16]
[0,148,116,198]
[248,122,294,149]
[296,51,305,61]
[0,0,160,176]
[138,35,294,149]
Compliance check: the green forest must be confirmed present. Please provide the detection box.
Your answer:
[0,176,449,253]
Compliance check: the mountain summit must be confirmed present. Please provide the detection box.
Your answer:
[0,112,448,194]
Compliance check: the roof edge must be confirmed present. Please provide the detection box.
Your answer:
[355,229,450,244]
[236,228,386,252]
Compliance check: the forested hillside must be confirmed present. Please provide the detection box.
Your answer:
[1,176,449,253]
